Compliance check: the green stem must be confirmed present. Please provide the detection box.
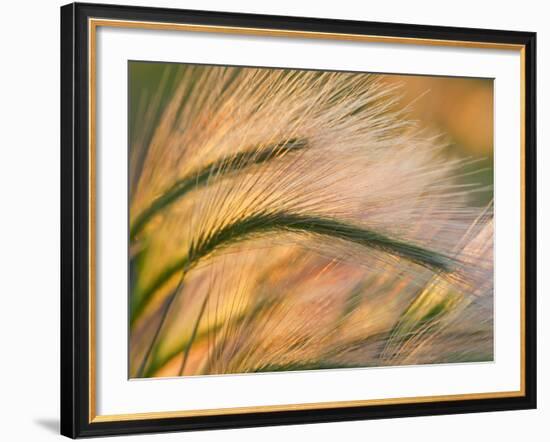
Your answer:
[177,294,209,376]
[130,138,308,240]
[131,212,455,326]
[135,283,180,378]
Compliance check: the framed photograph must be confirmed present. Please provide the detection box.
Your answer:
[60,2,536,438]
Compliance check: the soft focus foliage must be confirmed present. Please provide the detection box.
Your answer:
[129,63,493,378]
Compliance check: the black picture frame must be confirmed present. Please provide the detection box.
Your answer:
[61,2,537,438]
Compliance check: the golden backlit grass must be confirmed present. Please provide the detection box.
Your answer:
[129,63,494,378]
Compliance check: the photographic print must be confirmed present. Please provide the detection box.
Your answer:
[128,62,494,379]
[61,5,536,436]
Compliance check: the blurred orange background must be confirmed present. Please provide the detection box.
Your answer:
[382,74,494,205]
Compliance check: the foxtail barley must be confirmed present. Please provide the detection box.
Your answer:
[129,63,493,378]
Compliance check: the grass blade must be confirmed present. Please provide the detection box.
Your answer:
[130,138,308,239]
[131,212,455,325]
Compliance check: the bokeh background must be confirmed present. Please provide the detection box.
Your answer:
[382,74,493,206]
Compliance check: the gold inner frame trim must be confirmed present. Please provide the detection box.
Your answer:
[88,17,527,423]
